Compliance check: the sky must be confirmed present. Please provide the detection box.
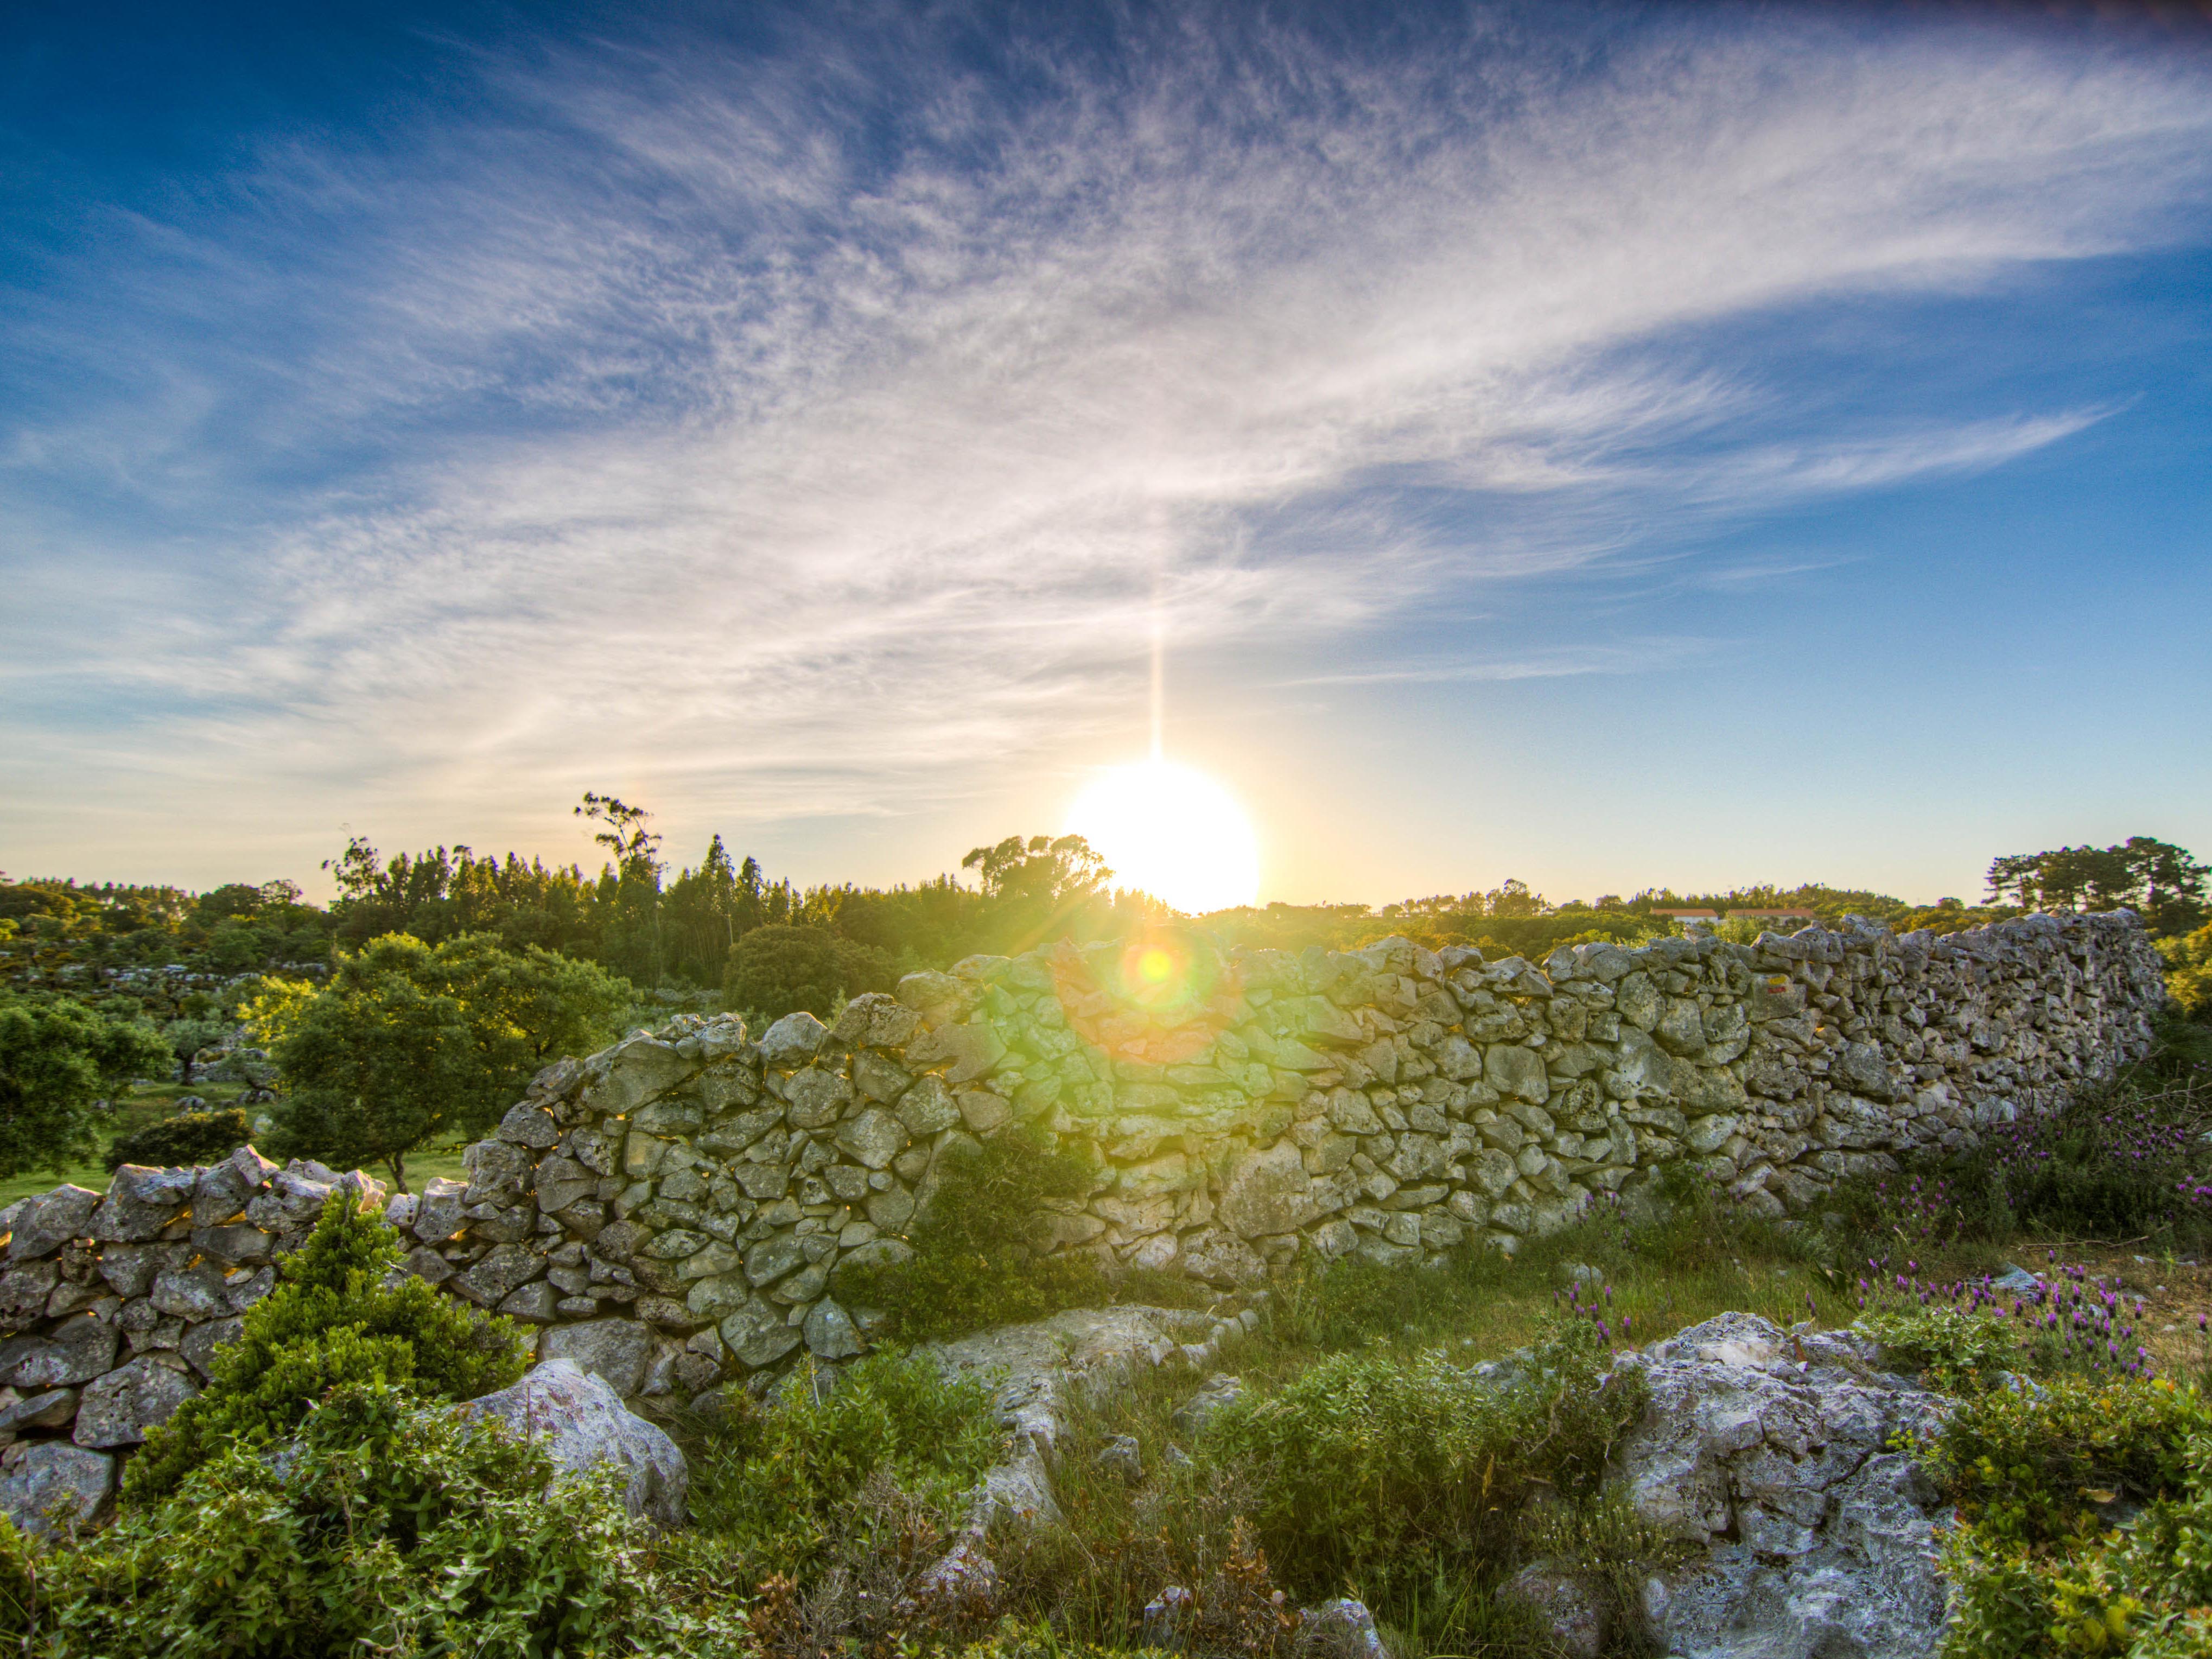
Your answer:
[3,0,2210,910]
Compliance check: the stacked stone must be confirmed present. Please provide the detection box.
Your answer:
[0,910,2167,1425]
[0,1152,381,1534]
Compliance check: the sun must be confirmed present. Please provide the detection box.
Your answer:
[1067,759,1261,914]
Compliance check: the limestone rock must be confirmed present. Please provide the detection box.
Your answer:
[7,1187,101,1261]
[92,1166,197,1243]
[1180,1230,1266,1288]
[757,1013,828,1069]
[1485,1045,1549,1104]
[0,1441,115,1539]
[539,1317,654,1397]
[181,1314,245,1381]
[73,1356,199,1448]
[1095,1433,1143,1483]
[803,1299,863,1359]
[720,1299,803,1370]
[0,1388,78,1434]
[1606,1312,1950,1659]
[586,1035,694,1117]
[1171,1374,1244,1438]
[929,1304,1218,1531]
[1216,1140,1314,1240]
[461,1358,687,1526]
[192,1145,278,1228]
[8,1314,119,1389]
[1500,1562,1604,1659]
[1301,1597,1390,1659]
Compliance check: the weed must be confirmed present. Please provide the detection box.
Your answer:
[1204,1317,1644,1604]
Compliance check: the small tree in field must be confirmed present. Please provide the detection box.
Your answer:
[249,933,628,1192]
[0,1000,168,1179]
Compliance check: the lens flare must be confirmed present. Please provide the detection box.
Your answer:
[1066,759,1260,914]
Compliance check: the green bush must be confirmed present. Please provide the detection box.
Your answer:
[126,1188,525,1502]
[1931,1378,2212,1658]
[687,1347,1004,1579]
[1922,1375,2210,1551]
[1856,1305,2023,1393]
[104,1107,251,1171]
[2,1381,746,1658]
[831,1131,1109,1342]
[1204,1318,1646,1603]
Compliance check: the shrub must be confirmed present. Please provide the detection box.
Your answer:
[126,1187,525,1502]
[832,1131,1109,1342]
[1953,1077,2212,1250]
[1204,1318,1645,1603]
[1932,1377,2212,1658]
[1921,1374,2211,1550]
[687,1347,1005,1579]
[1856,1304,2023,1392]
[104,1107,250,1171]
[3,1382,747,1658]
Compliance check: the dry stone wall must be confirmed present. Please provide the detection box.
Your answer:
[0,910,2169,1466]
[0,1152,384,1528]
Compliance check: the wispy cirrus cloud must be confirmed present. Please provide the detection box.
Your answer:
[3,4,2209,879]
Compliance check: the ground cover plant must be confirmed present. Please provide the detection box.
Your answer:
[684,1349,1007,1582]
[0,1382,747,1659]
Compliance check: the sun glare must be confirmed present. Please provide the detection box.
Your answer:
[1067,759,1260,914]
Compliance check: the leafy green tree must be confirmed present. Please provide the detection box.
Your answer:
[0,999,168,1179]
[722,924,895,1020]
[2162,921,2212,1018]
[1986,836,2205,934]
[251,933,629,1191]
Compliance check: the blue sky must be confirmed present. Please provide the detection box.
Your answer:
[3,1,2209,907]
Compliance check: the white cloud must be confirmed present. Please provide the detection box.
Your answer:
[3,6,2209,876]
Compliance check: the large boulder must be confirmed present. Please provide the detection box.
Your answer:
[460,1358,687,1527]
[0,1441,115,1539]
[1606,1312,1951,1659]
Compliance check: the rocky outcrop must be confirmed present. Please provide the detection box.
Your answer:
[460,1358,688,1527]
[1606,1312,1953,1659]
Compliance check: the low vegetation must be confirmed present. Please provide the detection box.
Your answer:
[832,1132,1127,1341]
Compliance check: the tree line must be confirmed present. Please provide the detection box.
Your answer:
[2,816,2201,1193]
